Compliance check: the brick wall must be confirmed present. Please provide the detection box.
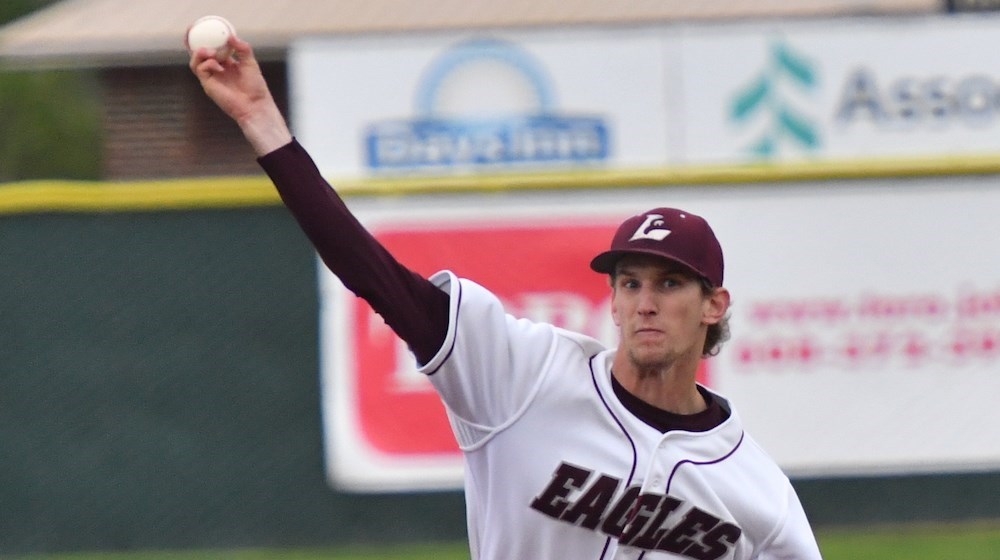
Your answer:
[100,62,288,179]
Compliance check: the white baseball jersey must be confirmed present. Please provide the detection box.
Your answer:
[420,271,823,560]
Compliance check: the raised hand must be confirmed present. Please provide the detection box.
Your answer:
[188,35,292,155]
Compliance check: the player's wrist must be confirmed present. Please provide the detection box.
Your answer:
[238,105,293,156]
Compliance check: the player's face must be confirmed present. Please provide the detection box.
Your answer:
[610,255,726,374]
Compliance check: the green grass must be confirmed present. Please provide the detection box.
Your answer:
[13,522,1000,559]
[817,522,1000,560]
[10,543,471,560]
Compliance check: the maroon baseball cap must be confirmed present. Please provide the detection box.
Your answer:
[589,208,724,287]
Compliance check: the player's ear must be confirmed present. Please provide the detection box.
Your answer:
[610,292,623,327]
[609,275,623,327]
[702,287,730,325]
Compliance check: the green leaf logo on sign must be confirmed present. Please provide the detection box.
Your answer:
[729,41,819,158]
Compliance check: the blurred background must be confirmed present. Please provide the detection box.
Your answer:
[0,0,101,182]
[2,0,1000,558]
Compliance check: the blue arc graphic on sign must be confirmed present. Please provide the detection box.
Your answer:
[415,38,556,115]
[365,38,610,171]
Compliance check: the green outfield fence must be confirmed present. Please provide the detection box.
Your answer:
[1,177,999,557]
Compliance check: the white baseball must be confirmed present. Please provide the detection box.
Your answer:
[186,15,236,60]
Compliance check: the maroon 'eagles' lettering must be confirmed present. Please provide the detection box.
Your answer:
[530,462,742,559]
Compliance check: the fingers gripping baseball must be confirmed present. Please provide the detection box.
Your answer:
[190,37,266,122]
[187,30,292,155]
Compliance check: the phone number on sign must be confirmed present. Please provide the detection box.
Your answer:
[731,326,1000,370]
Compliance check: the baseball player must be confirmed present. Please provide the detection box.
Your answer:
[190,36,823,560]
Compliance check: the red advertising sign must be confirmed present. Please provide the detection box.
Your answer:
[325,181,1000,491]
[324,213,713,490]
[354,222,616,456]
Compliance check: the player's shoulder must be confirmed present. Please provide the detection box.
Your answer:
[733,428,794,483]
[701,392,791,481]
[442,272,610,358]
[552,326,608,357]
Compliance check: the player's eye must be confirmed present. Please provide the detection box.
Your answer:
[619,278,640,290]
[662,278,681,288]
[658,274,693,291]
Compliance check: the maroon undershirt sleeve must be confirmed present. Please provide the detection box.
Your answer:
[256,139,450,366]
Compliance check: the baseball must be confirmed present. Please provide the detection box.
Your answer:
[186,15,236,60]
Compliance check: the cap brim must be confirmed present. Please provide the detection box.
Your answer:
[589,250,625,274]
[589,249,709,284]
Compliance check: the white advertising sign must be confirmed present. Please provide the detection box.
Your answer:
[320,177,1000,491]
[293,15,1000,177]
[291,29,668,180]
[677,15,1000,165]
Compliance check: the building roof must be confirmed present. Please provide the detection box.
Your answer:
[0,0,941,69]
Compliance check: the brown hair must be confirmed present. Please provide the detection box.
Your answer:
[698,278,730,357]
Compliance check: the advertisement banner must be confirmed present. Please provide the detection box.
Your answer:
[677,15,1000,165]
[320,179,1000,491]
[321,206,623,491]
[291,29,669,179]
[294,15,1000,178]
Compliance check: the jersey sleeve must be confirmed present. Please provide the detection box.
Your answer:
[419,271,559,448]
[257,139,450,365]
[757,483,824,559]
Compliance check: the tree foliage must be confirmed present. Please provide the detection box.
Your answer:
[0,0,58,23]
[0,0,102,181]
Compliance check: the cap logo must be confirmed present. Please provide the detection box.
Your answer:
[628,213,671,242]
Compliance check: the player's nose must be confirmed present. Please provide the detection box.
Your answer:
[636,287,658,315]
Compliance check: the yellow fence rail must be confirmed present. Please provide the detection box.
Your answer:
[3,154,1000,214]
